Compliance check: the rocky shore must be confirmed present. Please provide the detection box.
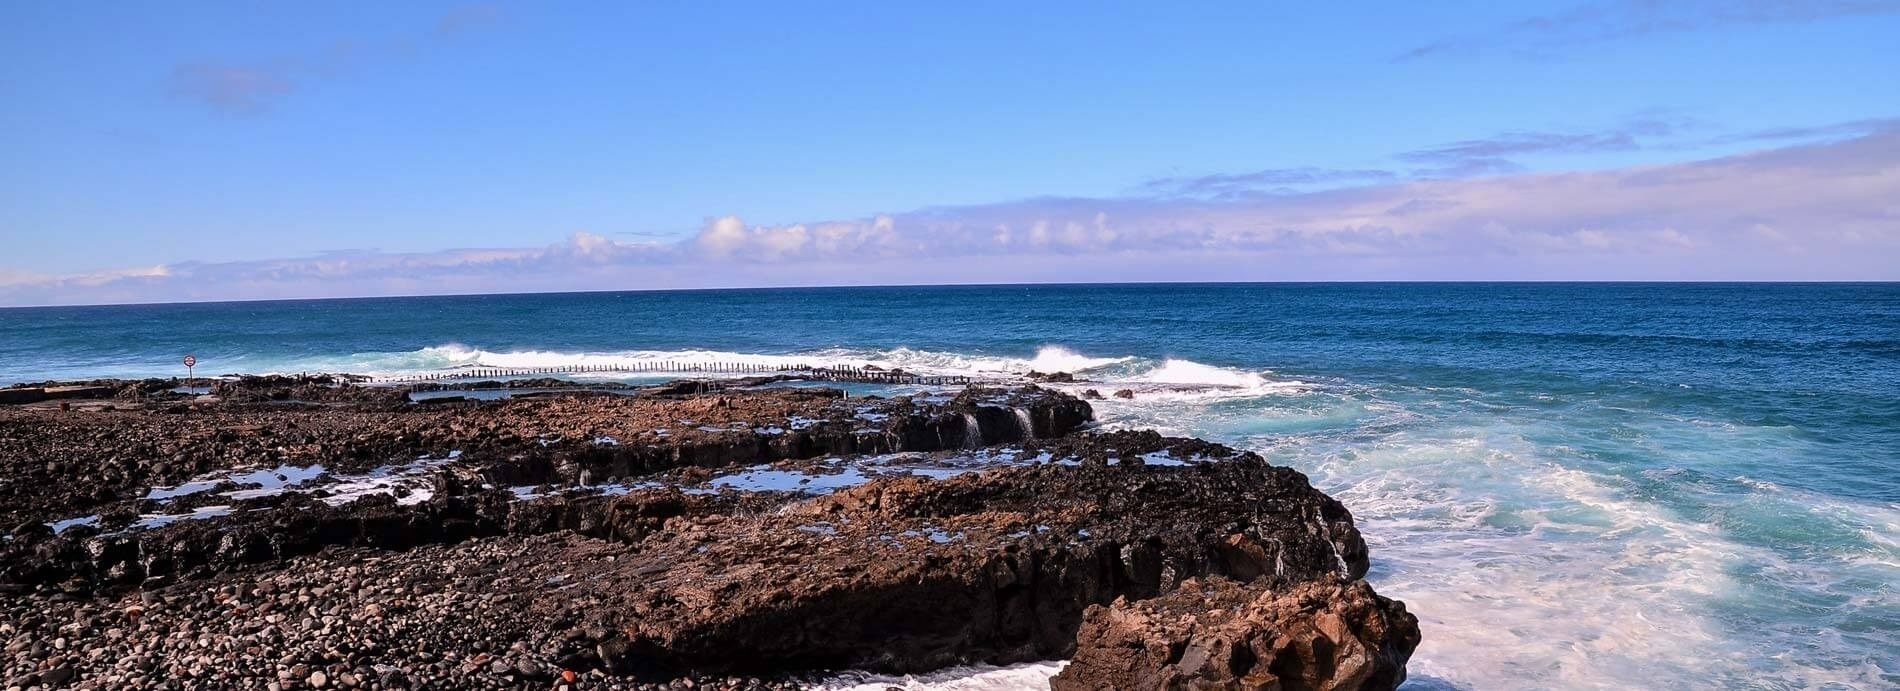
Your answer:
[1,376,1416,690]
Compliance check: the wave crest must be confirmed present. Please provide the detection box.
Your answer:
[261,344,1299,397]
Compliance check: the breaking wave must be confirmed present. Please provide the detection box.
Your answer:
[254,344,1299,396]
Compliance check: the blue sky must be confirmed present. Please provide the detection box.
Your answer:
[3,1,1898,304]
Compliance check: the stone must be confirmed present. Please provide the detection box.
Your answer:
[1052,577,1419,691]
[0,380,1411,690]
[39,667,75,686]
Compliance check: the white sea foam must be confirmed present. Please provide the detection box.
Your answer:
[1302,423,1897,689]
[1031,371,1898,690]
[1136,358,1269,388]
[336,344,984,378]
[250,343,1261,387]
[1020,346,1134,373]
[813,661,1065,690]
[237,345,1322,423]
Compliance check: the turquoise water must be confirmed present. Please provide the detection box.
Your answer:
[3,283,1896,688]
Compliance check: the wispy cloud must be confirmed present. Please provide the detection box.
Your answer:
[1139,118,1692,195]
[1401,0,1900,60]
[169,65,297,114]
[169,4,503,114]
[1399,118,1679,177]
[0,268,52,288]
[1141,168,1401,199]
[436,3,502,37]
[1714,117,1900,145]
[4,124,1896,305]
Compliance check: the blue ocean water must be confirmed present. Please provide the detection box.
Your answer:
[3,283,1896,688]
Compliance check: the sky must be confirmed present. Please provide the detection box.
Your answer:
[2,1,1898,306]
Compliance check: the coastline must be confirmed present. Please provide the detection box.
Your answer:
[2,283,1891,687]
[0,374,1417,689]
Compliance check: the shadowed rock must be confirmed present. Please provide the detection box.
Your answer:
[531,453,1368,678]
[1052,576,1420,691]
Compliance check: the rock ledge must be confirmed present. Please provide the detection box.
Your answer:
[1053,576,1420,691]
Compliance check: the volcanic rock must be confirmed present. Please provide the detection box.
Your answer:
[1052,576,1420,691]
[0,378,1413,688]
[0,382,1090,531]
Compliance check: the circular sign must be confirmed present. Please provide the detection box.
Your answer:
[183,355,197,368]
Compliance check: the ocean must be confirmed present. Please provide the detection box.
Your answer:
[3,283,1896,689]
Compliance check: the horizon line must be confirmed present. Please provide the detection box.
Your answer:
[3,279,1895,311]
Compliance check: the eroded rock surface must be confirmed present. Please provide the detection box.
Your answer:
[564,453,1366,678]
[1052,576,1421,691]
[0,380,1088,531]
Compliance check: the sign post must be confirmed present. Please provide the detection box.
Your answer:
[183,354,197,391]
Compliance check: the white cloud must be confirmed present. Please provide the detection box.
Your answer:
[0,268,51,288]
[4,127,1897,306]
[1573,229,1613,250]
[694,216,750,258]
[1654,228,1696,249]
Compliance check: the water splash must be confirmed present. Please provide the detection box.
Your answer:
[1012,407,1035,440]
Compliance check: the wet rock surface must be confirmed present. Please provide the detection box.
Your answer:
[515,454,1367,680]
[0,378,1413,689]
[0,378,1088,531]
[1051,577,1420,691]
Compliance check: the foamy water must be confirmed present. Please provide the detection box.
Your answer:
[250,342,1892,689]
[1081,379,1899,689]
[4,284,1893,688]
[258,343,1139,381]
[815,661,1067,690]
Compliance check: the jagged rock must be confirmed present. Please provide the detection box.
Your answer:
[542,454,1364,678]
[0,377,1409,689]
[5,492,516,589]
[643,379,721,396]
[0,383,1090,531]
[1052,576,1419,691]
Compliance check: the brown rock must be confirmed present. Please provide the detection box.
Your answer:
[1052,576,1419,691]
[0,383,1091,539]
[563,448,1365,679]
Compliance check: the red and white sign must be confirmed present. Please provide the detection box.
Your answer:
[183,354,197,368]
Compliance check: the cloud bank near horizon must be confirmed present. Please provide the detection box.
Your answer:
[5,128,1897,306]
